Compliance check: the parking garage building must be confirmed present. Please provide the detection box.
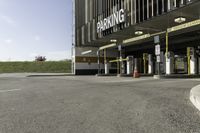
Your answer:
[72,0,200,76]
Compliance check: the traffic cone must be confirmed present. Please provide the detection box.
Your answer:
[133,68,140,78]
[133,58,140,78]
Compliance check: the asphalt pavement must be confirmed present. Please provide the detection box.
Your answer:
[0,75,200,133]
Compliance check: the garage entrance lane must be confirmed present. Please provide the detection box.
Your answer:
[0,76,200,133]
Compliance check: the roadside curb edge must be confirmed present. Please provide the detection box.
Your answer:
[190,85,200,112]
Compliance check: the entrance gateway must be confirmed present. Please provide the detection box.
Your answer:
[73,0,200,76]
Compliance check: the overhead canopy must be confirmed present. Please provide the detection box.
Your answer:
[88,1,200,47]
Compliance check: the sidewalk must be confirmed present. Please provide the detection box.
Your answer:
[154,74,200,79]
[190,84,200,111]
[27,73,74,77]
[0,73,74,78]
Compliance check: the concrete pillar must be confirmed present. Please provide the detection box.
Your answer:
[166,51,174,75]
[148,54,153,74]
[134,58,138,71]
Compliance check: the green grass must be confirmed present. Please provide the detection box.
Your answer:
[0,61,71,73]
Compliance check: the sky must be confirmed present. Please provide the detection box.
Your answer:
[0,0,72,61]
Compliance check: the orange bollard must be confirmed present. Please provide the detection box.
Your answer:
[133,58,140,78]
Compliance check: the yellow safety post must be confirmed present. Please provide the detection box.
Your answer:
[143,53,148,74]
[187,47,191,75]
[117,58,119,74]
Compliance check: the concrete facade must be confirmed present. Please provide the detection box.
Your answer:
[73,0,200,75]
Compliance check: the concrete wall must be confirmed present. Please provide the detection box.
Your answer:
[73,46,118,75]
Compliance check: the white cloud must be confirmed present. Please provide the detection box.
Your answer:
[4,39,12,44]
[35,36,40,41]
[1,15,16,26]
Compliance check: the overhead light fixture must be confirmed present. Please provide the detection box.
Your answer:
[135,31,143,35]
[81,50,92,55]
[174,17,186,23]
[99,43,117,50]
[110,39,117,43]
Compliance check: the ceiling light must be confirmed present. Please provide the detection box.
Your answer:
[135,31,143,35]
[174,17,186,23]
[99,43,117,50]
[81,50,92,55]
[110,39,117,43]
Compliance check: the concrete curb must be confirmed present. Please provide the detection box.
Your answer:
[95,74,117,77]
[153,75,162,79]
[190,84,200,111]
[153,74,200,79]
[27,73,74,77]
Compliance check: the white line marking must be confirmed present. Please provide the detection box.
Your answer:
[0,89,21,93]
[102,79,148,83]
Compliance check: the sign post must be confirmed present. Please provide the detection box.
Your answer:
[97,50,100,74]
[118,45,122,75]
[154,36,161,75]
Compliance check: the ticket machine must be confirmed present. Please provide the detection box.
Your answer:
[126,56,134,75]
[166,51,174,75]
[148,54,153,74]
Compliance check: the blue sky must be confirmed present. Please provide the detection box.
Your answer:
[0,0,72,61]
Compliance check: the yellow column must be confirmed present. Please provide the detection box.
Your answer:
[166,31,169,57]
[117,58,119,74]
[143,53,147,74]
[187,47,191,75]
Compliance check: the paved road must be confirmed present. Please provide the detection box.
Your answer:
[0,76,200,133]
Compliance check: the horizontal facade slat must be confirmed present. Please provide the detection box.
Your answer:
[75,0,197,46]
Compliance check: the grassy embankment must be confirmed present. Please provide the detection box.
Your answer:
[0,61,71,73]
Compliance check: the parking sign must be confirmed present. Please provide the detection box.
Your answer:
[155,44,160,55]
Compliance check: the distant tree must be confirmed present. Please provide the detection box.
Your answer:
[35,56,46,62]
